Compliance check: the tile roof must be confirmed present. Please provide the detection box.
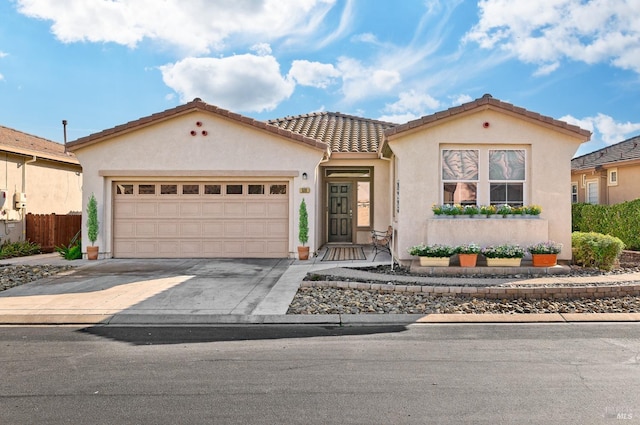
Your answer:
[268,112,397,154]
[66,99,328,152]
[572,134,640,170]
[384,94,592,140]
[0,125,78,165]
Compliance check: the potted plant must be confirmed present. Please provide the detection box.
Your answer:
[443,204,464,217]
[431,204,444,217]
[480,205,496,218]
[408,243,455,267]
[297,199,309,260]
[462,205,479,217]
[454,243,481,267]
[527,241,562,267]
[496,204,512,218]
[481,244,524,267]
[86,193,99,260]
[525,205,542,217]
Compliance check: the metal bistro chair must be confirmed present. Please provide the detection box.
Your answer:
[370,225,392,260]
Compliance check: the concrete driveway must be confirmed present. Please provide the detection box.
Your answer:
[0,257,300,324]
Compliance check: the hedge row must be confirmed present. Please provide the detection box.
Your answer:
[572,232,625,271]
[572,199,640,250]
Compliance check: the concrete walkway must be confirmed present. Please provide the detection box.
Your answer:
[0,249,639,325]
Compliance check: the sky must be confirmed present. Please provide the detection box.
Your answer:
[1,0,640,157]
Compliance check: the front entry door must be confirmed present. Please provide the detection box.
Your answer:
[328,183,352,243]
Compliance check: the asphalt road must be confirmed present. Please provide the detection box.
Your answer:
[2,324,639,424]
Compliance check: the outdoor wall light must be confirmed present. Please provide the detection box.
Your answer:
[302,172,308,180]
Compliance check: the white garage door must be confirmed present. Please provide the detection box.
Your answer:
[113,181,289,258]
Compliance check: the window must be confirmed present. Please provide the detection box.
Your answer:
[182,184,199,195]
[161,184,177,195]
[248,184,264,195]
[571,183,578,203]
[226,184,243,195]
[269,184,286,195]
[138,184,155,195]
[489,150,525,206]
[357,181,370,227]
[442,149,478,205]
[608,168,618,186]
[116,184,133,195]
[204,184,221,195]
[587,181,598,204]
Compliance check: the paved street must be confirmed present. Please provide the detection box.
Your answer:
[2,323,639,424]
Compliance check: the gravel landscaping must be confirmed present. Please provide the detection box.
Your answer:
[288,263,640,315]
[0,264,75,292]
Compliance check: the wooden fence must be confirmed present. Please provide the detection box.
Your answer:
[26,213,82,253]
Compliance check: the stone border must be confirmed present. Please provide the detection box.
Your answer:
[300,281,640,300]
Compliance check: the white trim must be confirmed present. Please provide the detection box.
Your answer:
[586,180,599,204]
[608,168,618,186]
[571,182,578,203]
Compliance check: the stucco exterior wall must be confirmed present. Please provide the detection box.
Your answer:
[72,110,325,258]
[605,164,640,204]
[0,152,82,243]
[388,108,584,261]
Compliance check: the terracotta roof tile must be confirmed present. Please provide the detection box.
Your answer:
[572,134,640,170]
[66,99,328,152]
[386,94,591,140]
[0,125,78,164]
[268,112,397,154]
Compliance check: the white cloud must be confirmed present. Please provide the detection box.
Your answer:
[376,112,421,125]
[0,51,7,58]
[465,0,640,74]
[160,55,294,112]
[384,90,440,114]
[15,0,337,55]
[337,57,401,102]
[250,43,272,56]
[562,113,640,146]
[288,60,341,88]
[449,94,473,106]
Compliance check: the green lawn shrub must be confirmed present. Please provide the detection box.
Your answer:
[572,199,640,250]
[0,240,41,259]
[572,232,625,270]
[55,230,82,260]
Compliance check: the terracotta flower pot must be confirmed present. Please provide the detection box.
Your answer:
[458,253,478,267]
[532,253,557,267]
[87,245,99,260]
[297,246,309,260]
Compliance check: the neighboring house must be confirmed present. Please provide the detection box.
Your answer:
[66,94,590,262]
[0,125,83,242]
[571,134,640,205]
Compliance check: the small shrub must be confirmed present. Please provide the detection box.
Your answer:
[481,244,525,259]
[55,230,82,260]
[0,240,41,259]
[408,244,455,257]
[572,232,625,271]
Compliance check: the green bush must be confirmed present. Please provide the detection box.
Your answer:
[572,232,625,270]
[572,199,640,250]
[0,240,41,259]
[55,230,82,260]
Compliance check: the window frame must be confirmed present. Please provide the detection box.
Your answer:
[608,168,618,186]
[440,146,528,206]
[441,149,479,206]
[571,182,578,203]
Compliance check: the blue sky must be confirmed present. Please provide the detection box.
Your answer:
[2,0,640,156]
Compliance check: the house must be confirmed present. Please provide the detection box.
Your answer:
[0,125,82,243]
[571,134,640,205]
[65,94,590,262]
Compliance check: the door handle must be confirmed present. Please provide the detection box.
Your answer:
[349,209,353,218]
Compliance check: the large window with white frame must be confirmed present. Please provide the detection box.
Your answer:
[442,149,478,205]
[586,180,599,204]
[441,147,526,206]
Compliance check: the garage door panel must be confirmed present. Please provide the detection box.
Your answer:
[267,221,288,237]
[202,222,224,237]
[180,222,202,237]
[158,203,179,216]
[246,202,267,216]
[224,221,245,237]
[158,222,179,237]
[268,202,288,217]
[136,203,158,216]
[224,202,245,217]
[114,181,288,258]
[203,203,223,216]
[180,202,201,216]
